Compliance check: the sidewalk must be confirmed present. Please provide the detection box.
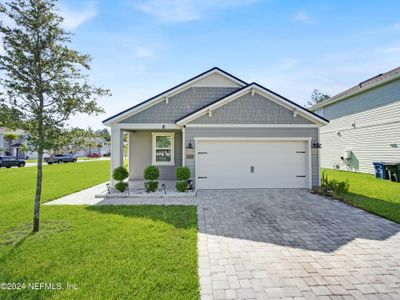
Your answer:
[44,182,108,205]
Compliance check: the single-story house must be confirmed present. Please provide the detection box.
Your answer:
[103,67,328,189]
[311,66,400,174]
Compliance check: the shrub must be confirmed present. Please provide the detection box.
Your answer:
[175,166,191,193]
[176,166,191,181]
[320,171,349,197]
[144,165,159,193]
[145,181,158,192]
[113,166,129,181]
[176,181,188,192]
[112,166,129,193]
[115,181,128,192]
[144,165,160,181]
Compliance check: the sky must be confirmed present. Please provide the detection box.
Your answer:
[24,0,400,128]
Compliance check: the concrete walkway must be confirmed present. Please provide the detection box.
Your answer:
[45,183,108,205]
[25,157,110,167]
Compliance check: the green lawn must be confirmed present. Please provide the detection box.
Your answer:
[0,161,198,299]
[322,169,400,223]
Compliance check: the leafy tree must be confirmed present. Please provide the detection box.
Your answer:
[19,142,29,158]
[96,128,110,154]
[306,89,330,108]
[0,0,110,232]
[96,143,103,153]
[0,104,22,128]
[86,140,96,155]
[4,132,18,155]
[68,127,88,154]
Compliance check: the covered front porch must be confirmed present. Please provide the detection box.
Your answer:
[110,123,187,184]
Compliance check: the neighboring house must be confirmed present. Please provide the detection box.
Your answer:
[0,128,37,158]
[103,67,328,189]
[311,66,400,174]
[75,138,110,157]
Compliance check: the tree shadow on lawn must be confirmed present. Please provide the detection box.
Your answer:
[0,220,71,264]
[85,205,197,230]
[197,189,400,253]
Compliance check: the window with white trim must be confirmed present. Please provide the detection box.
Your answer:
[152,132,175,165]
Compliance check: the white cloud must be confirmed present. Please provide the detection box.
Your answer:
[279,57,299,70]
[60,1,97,29]
[134,46,155,57]
[135,0,258,23]
[293,11,315,24]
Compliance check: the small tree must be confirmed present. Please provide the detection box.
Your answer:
[19,142,29,158]
[176,166,191,192]
[4,133,17,155]
[112,166,129,192]
[97,128,111,154]
[306,89,330,108]
[0,0,110,232]
[144,165,159,192]
[86,141,96,156]
[96,143,103,154]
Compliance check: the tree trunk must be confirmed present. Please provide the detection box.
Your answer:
[33,145,43,232]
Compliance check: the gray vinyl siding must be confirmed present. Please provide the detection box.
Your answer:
[128,131,182,180]
[321,78,400,120]
[120,87,238,123]
[189,93,312,124]
[185,127,320,187]
[319,100,400,174]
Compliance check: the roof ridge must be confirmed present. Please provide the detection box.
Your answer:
[103,67,247,124]
[313,65,400,109]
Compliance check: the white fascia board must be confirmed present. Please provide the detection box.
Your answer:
[114,123,181,130]
[103,70,247,126]
[185,124,320,128]
[311,73,400,110]
[194,137,313,142]
[177,84,328,126]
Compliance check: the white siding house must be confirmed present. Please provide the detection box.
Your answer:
[311,66,400,174]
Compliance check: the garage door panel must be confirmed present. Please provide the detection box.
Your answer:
[196,140,309,189]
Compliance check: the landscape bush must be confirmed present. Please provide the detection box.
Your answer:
[112,166,129,192]
[144,165,159,192]
[115,181,128,192]
[320,171,349,197]
[175,166,191,192]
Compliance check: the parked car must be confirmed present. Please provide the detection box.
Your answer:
[87,153,101,158]
[0,156,26,168]
[44,154,77,164]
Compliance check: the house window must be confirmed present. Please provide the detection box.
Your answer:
[152,132,175,165]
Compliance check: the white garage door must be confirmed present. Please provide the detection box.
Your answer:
[196,139,310,189]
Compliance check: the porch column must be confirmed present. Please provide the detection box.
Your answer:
[110,125,124,185]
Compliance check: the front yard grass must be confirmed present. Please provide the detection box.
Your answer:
[322,169,400,223]
[0,161,198,299]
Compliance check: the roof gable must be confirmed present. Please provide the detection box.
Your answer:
[176,83,329,126]
[188,91,313,125]
[103,67,247,125]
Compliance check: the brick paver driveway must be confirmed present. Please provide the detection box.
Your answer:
[197,189,400,299]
